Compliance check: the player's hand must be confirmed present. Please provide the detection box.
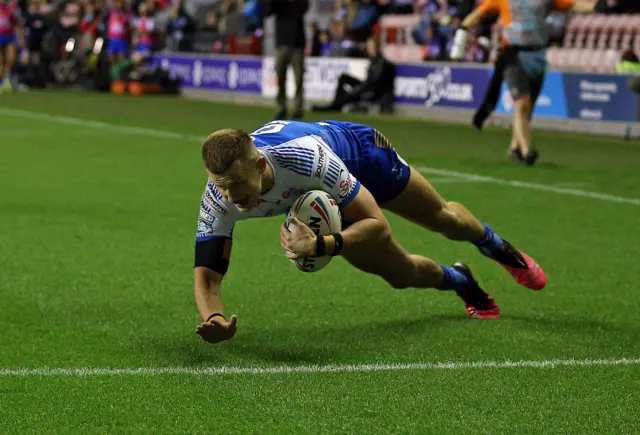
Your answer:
[195,315,238,344]
[281,217,316,258]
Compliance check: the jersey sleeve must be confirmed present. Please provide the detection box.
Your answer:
[196,182,236,241]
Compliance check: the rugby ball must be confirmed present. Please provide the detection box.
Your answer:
[285,190,342,273]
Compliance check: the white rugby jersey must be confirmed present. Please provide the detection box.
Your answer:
[196,133,361,242]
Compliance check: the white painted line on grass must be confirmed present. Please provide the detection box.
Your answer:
[1,129,102,137]
[2,107,639,206]
[418,167,640,206]
[1,357,637,377]
[427,177,485,184]
[0,107,205,142]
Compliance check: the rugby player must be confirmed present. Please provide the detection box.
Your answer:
[194,121,546,344]
[450,0,596,165]
[0,0,23,92]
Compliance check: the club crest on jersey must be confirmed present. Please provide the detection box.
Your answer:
[339,177,353,198]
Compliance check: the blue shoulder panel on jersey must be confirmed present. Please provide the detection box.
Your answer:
[262,145,315,177]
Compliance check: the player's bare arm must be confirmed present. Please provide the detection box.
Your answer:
[282,185,390,259]
[194,238,238,344]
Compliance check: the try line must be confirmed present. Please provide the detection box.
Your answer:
[1,357,638,377]
[1,107,639,206]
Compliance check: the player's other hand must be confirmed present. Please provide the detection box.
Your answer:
[281,217,316,258]
[195,315,238,344]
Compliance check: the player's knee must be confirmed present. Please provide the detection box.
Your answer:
[514,95,532,114]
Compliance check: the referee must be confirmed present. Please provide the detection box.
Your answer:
[451,0,596,166]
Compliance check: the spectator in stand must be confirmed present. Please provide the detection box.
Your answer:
[242,0,262,33]
[132,2,158,58]
[412,0,443,46]
[166,0,195,52]
[308,21,322,56]
[616,49,640,94]
[595,0,630,14]
[261,0,309,120]
[0,0,23,91]
[318,29,331,55]
[346,0,379,42]
[79,0,105,52]
[421,21,447,61]
[379,0,414,14]
[106,0,132,63]
[22,0,48,87]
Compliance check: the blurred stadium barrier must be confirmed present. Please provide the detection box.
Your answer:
[150,52,640,138]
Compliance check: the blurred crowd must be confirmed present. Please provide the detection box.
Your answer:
[307,0,640,63]
[2,0,640,91]
[0,0,203,89]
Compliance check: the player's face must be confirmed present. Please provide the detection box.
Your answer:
[208,158,265,212]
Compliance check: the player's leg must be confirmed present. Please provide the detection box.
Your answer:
[274,47,290,119]
[0,44,5,87]
[341,233,500,319]
[382,166,546,290]
[505,61,544,166]
[291,48,304,120]
[1,40,17,90]
[350,126,547,291]
[312,73,363,112]
[382,166,485,241]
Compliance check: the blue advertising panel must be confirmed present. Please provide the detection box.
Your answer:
[150,54,262,93]
[496,70,568,118]
[394,64,490,108]
[563,73,638,122]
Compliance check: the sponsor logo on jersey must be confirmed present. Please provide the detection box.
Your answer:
[199,208,215,222]
[197,219,213,235]
[204,190,227,215]
[315,145,326,179]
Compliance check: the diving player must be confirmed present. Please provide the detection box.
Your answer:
[194,120,546,344]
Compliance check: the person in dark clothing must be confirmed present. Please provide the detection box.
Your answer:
[261,0,309,120]
[312,37,395,114]
[22,0,48,87]
[309,21,322,57]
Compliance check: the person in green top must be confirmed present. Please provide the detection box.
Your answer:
[616,49,640,94]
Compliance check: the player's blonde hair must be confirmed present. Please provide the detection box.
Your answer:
[201,129,257,174]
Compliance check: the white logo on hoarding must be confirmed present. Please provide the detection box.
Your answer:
[227,62,239,89]
[192,60,203,87]
[394,66,474,108]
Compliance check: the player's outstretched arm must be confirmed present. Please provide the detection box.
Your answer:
[194,238,237,344]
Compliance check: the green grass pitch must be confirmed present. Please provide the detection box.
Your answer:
[0,92,639,434]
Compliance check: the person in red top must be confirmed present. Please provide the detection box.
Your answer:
[451,0,596,166]
[106,0,132,63]
[132,3,157,57]
[0,0,23,91]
